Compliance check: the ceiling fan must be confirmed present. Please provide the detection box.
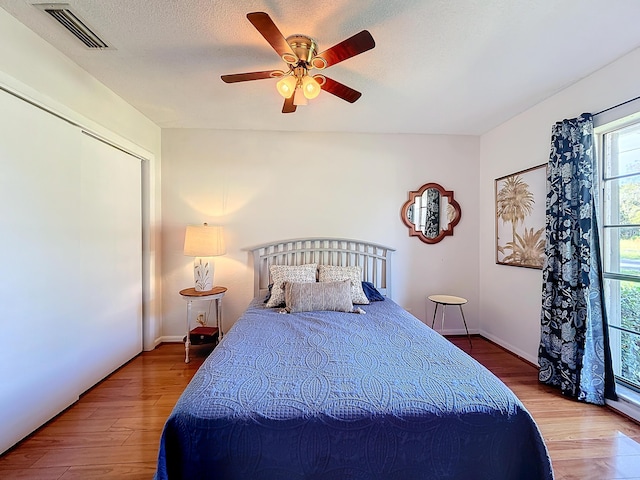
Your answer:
[221,12,375,113]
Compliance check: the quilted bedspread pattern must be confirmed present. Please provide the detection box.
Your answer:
[155,299,553,480]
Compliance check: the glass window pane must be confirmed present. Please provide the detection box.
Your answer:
[613,330,640,389]
[621,280,640,333]
[604,124,640,178]
[607,278,640,390]
[602,227,640,277]
[604,278,640,332]
[603,175,640,227]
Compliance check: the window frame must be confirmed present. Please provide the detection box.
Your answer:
[595,115,640,393]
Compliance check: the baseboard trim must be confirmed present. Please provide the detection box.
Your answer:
[478,331,539,366]
[607,385,640,425]
[438,328,479,336]
[158,335,183,344]
[145,337,163,351]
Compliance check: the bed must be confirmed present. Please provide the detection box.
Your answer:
[155,238,553,480]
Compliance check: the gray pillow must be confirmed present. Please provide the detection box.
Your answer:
[284,280,354,313]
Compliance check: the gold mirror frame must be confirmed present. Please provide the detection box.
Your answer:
[401,183,461,244]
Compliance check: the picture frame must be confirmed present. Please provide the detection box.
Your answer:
[495,164,547,269]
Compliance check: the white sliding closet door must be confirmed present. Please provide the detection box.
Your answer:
[0,89,142,454]
[74,132,142,392]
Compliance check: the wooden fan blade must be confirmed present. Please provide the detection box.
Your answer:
[314,30,375,68]
[282,95,297,113]
[247,12,298,63]
[314,75,362,103]
[221,70,284,83]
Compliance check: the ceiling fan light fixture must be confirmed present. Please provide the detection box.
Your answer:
[293,87,308,106]
[311,56,327,69]
[222,12,375,113]
[276,75,297,98]
[286,35,317,64]
[301,75,321,99]
[281,53,298,64]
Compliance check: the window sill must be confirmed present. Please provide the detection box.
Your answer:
[607,383,640,424]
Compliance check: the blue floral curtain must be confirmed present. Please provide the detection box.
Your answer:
[538,113,617,405]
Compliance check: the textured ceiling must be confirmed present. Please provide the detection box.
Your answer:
[2,0,640,135]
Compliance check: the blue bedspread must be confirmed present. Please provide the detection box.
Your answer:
[155,299,553,479]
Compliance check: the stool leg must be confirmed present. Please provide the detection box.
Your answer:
[441,305,446,332]
[431,303,438,329]
[459,305,472,349]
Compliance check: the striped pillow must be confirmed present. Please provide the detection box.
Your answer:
[284,280,354,313]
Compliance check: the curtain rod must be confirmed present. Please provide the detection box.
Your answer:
[594,95,640,116]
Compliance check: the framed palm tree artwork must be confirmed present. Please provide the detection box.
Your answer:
[495,164,547,269]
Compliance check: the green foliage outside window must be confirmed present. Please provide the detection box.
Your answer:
[619,182,640,239]
[620,281,640,387]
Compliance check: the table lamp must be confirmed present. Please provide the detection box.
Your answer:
[183,223,225,291]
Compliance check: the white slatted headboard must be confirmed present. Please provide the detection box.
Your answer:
[250,238,395,299]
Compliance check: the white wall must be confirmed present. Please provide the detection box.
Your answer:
[479,47,640,364]
[0,9,162,350]
[161,129,479,338]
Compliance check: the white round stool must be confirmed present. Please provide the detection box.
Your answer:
[428,294,472,348]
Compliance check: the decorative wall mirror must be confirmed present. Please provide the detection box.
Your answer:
[401,183,461,244]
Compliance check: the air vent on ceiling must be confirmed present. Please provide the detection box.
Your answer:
[33,3,111,49]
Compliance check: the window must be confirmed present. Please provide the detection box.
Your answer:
[598,119,640,392]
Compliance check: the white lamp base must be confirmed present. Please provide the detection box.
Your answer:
[194,257,214,291]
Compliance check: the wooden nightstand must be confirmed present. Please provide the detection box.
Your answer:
[179,286,227,363]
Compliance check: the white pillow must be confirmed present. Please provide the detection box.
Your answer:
[266,263,318,308]
[317,265,369,304]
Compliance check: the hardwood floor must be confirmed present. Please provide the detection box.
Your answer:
[450,336,640,480]
[1,338,639,479]
[0,342,211,480]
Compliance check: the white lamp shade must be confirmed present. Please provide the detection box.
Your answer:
[276,76,297,99]
[184,224,225,291]
[183,224,225,257]
[302,75,321,99]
